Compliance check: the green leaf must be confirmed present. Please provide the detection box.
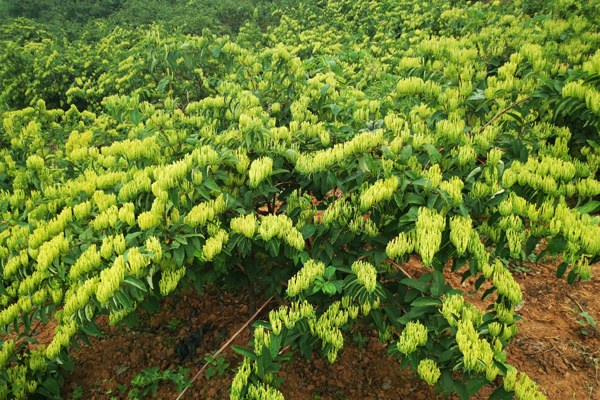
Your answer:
[301,224,316,240]
[400,278,429,293]
[424,144,442,164]
[157,76,171,93]
[525,235,539,255]
[430,271,445,298]
[174,246,185,267]
[556,262,568,279]
[42,378,60,395]
[439,370,453,395]
[204,179,221,192]
[115,290,132,309]
[577,200,600,215]
[466,377,489,395]
[453,380,469,400]
[270,334,282,359]
[322,282,337,295]
[124,275,147,293]
[488,386,513,400]
[231,346,258,360]
[546,235,567,255]
[410,297,442,307]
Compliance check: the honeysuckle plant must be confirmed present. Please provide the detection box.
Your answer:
[1,0,600,398]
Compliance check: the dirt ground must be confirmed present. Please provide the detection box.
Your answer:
[9,252,600,400]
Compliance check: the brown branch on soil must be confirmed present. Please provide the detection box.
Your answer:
[567,293,584,312]
[174,295,274,400]
[386,257,414,280]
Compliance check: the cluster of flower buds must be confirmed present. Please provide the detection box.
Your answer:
[435,118,465,143]
[202,229,229,261]
[396,76,425,96]
[230,213,258,238]
[73,201,92,221]
[442,294,464,327]
[68,245,102,281]
[127,247,150,276]
[277,301,315,330]
[396,321,428,355]
[259,214,304,250]
[145,236,163,262]
[351,260,377,293]
[360,176,399,211]
[386,231,416,259]
[36,233,69,273]
[295,130,383,174]
[230,357,253,400]
[27,345,46,372]
[118,170,153,202]
[495,301,515,325]
[418,359,441,386]
[96,255,126,304]
[287,259,325,297]
[249,157,273,188]
[183,194,226,228]
[425,164,442,189]
[514,372,547,400]
[449,215,472,256]
[493,269,523,306]
[415,207,445,266]
[246,383,284,400]
[92,205,119,230]
[62,277,99,318]
[118,203,136,226]
[46,320,78,360]
[456,319,495,378]
[159,266,186,296]
[439,176,464,206]
[321,199,353,229]
[0,340,14,370]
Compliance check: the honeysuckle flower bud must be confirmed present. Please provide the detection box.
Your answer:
[386,232,416,258]
[231,213,258,238]
[184,195,226,228]
[202,229,229,261]
[504,368,518,391]
[397,321,428,355]
[351,260,377,293]
[96,255,127,304]
[416,207,445,266]
[449,215,472,256]
[249,157,273,188]
[138,211,160,230]
[159,267,186,296]
[360,177,399,211]
[145,236,162,262]
[488,322,502,337]
[442,294,464,327]
[74,201,92,221]
[118,203,136,226]
[0,340,15,369]
[493,269,523,305]
[114,234,126,255]
[286,259,325,297]
[361,301,372,316]
[418,359,441,386]
[425,164,442,189]
[439,176,464,206]
[488,148,503,166]
[496,302,514,324]
[348,305,359,320]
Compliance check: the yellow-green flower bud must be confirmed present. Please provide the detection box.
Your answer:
[418,359,441,386]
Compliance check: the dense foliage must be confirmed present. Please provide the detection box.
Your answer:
[1,0,600,399]
[0,0,300,41]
